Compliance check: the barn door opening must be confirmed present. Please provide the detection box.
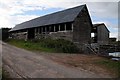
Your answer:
[27,28,35,39]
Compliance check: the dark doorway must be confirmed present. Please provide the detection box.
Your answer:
[27,28,35,39]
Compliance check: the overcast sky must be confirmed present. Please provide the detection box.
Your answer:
[0,0,119,40]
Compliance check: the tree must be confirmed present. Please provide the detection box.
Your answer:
[0,28,11,41]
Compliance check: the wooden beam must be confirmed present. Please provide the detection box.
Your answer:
[65,24,66,31]
[59,25,60,31]
[54,25,55,32]
[72,23,73,32]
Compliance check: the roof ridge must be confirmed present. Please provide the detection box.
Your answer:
[16,4,86,26]
[93,23,110,32]
[10,4,86,32]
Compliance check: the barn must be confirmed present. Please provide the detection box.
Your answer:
[91,23,110,45]
[9,4,109,47]
[9,4,93,45]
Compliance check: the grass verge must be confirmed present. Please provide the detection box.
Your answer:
[94,59,120,77]
[2,68,10,79]
[6,39,79,53]
[5,39,120,77]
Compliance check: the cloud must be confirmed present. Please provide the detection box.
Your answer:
[87,2,118,19]
[110,32,118,40]
[93,20,118,31]
[0,0,119,39]
[0,0,119,15]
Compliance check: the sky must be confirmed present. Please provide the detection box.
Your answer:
[0,0,119,40]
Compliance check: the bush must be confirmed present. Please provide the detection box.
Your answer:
[7,38,79,53]
[1,28,11,41]
[36,38,79,53]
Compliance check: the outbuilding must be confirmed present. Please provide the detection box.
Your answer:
[9,4,93,45]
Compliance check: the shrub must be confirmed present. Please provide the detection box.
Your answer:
[7,38,79,53]
[36,38,79,53]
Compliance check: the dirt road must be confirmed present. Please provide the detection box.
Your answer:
[2,42,109,78]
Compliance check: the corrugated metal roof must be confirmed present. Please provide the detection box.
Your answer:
[10,4,85,32]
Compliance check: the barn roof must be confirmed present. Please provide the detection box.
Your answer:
[10,4,86,32]
[93,23,110,32]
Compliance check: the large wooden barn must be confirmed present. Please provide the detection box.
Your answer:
[9,4,93,44]
[9,4,109,45]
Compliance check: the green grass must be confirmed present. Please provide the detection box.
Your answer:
[5,39,120,77]
[95,59,120,77]
[2,68,11,79]
[6,39,79,53]
[6,39,56,53]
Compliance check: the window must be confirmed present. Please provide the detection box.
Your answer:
[66,23,72,30]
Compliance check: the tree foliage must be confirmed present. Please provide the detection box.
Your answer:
[0,28,11,41]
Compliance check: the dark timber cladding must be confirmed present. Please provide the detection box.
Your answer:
[73,5,92,44]
[92,23,110,45]
[9,4,93,44]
